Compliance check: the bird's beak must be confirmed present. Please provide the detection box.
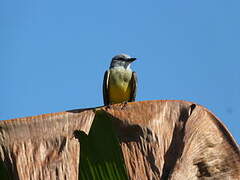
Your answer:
[127,57,137,62]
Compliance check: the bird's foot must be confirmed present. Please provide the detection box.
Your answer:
[120,101,128,110]
[105,104,111,110]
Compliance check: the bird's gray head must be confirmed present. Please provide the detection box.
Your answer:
[110,54,136,69]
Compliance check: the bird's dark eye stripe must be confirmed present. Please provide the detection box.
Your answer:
[117,57,124,60]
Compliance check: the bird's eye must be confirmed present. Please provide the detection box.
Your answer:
[117,57,124,61]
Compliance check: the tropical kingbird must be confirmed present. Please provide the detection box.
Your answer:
[103,54,137,105]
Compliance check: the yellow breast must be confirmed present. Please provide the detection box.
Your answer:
[108,68,132,104]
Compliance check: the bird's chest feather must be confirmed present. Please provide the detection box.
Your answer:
[108,69,132,102]
[109,69,132,90]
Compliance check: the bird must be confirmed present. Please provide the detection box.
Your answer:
[103,54,137,106]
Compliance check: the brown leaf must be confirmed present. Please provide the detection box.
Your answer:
[0,100,239,180]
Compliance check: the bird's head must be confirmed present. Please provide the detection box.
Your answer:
[110,54,136,69]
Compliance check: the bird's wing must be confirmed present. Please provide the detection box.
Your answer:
[129,71,137,102]
[103,70,110,105]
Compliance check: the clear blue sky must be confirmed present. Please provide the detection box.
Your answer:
[1,1,239,143]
